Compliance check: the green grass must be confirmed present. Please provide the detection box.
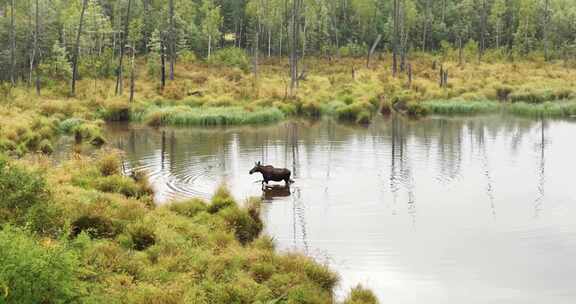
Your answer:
[0,152,352,303]
[423,100,502,115]
[423,99,576,118]
[508,101,576,117]
[134,106,285,126]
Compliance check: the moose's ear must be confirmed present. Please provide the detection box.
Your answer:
[257,161,261,165]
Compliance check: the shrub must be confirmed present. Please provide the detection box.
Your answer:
[39,139,54,154]
[219,205,263,245]
[126,221,156,251]
[406,102,429,117]
[0,226,79,304]
[208,47,250,72]
[0,157,49,224]
[95,175,140,197]
[26,202,64,237]
[209,186,236,214]
[58,118,85,134]
[169,198,208,217]
[302,261,339,291]
[98,99,131,122]
[179,50,197,65]
[339,42,367,58]
[496,86,513,102]
[70,215,118,239]
[98,152,122,176]
[343,285,379,304]
[336,101,374,123]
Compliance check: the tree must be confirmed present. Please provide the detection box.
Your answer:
[10,0,15,86]
[115,0,132,95]
[168,0,175,80]
[32,0,40,95]
[201,0,223,59]
[71,0,88,96]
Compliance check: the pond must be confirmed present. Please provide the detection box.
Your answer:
[100,116,576,303]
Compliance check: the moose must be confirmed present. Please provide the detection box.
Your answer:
[249,161,293,188]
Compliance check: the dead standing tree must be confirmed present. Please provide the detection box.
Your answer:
[392,0,400,77]
[115,0,132,96]
[169,0,175,81]
[10,0,15,86]
[289,0,303,96]
[71,0,88,96]
[366,34,382,68]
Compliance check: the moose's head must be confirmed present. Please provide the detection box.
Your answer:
[249,161,262,175]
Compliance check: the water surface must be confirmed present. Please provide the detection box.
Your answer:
[101,116,576,303]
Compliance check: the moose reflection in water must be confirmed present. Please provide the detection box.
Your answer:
[262,184,292,200]
[249,161,294,189]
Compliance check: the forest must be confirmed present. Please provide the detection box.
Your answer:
[1,0,575,93]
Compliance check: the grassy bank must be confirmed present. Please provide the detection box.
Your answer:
[132,105,285,126]
[0,151,378,303]
[423,100,576,117]
[1,55,575,155]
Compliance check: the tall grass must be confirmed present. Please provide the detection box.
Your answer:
[423,100,502,115]
[136,106,285,126]
[508,101,576,117]
[423,100,576,118]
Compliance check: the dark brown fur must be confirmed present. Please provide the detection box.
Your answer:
[249,162,292,186]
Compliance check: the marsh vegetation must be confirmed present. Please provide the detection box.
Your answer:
[1,0,576,303]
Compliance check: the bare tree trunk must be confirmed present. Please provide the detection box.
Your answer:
[160,37,166,90]
[129,45,135,102]
[458,36,463,66]
[392,0,399,77]
[254,2,261,94]
[169,0,175,80]
[422,0,431,51]
[10,0,16,86]
[408,63,412,86]
[543,0,550,61]
[366,34,382,68]
[495,21,500,50]
[279,26,283,57]
[71,0,88,96]
[268,28,272,57]
[115,0,132,95]
[399,0,407,73]
[208,35,212,59]
[142,0,151,52]
[289,0,301,95]
[479,0,487,60]
[34,0,40,95]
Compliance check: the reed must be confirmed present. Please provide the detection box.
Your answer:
[423,99,576,118]
[138,106,285,126]
[423,100,501,115]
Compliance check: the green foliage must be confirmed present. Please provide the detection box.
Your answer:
[39,42,72,82]
[169,198,208,217]
[78,50,116,79]
[0,157,49,224]
[0,226,79,304]
[207,47,250,72]
[339,42,367,58]
[71,215,118,239]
